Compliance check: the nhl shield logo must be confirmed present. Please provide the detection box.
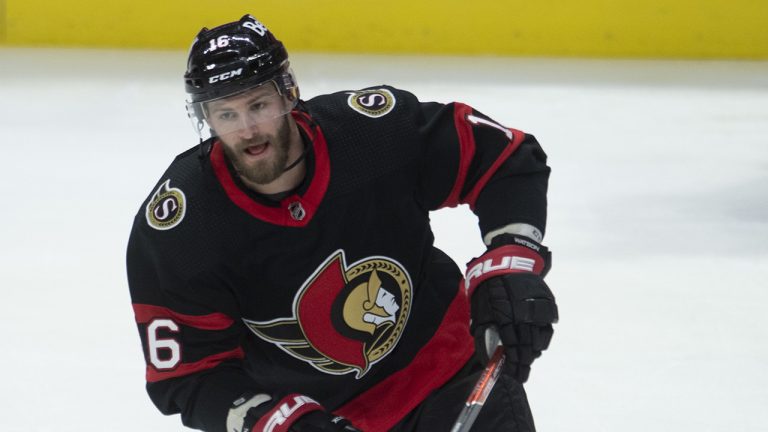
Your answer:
[244,250,412,378]
[145,179,186,230]
[346,88,396,118]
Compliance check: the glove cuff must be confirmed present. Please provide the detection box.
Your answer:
[246,394,323,432]
[465,235,550,297]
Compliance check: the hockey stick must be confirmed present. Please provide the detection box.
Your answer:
[450,330,505,432]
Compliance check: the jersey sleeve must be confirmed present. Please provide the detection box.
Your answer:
[415,99,550,240]
[127,218,258,432]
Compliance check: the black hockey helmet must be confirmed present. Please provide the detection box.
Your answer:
[184,15,299,138]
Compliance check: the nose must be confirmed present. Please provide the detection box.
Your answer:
[236,115,261,139]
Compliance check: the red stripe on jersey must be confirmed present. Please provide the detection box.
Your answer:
[464,127,526,210]
[146,347,245,382]
[209,111,330,226]
[439,103,477,209]
[334,283,474,432]
[132,303,235,330]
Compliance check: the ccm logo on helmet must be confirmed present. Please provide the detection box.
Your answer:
[209,68,243,84]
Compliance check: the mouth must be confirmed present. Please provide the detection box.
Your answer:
[243,141,270,157]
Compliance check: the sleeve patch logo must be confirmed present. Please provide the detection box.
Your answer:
[145,179,187,231]
[346,88,396,118]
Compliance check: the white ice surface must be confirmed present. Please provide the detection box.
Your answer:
[0,48,766,431]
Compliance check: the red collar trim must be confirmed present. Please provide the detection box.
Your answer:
[210,111,330,226]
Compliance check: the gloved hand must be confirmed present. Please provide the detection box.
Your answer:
[243,394,361,432]
[290,411,361,432]
[465,234,558,383]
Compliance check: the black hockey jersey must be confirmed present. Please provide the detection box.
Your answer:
[126,86,549,432]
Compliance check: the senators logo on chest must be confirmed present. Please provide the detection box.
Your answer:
[244,250,412,378]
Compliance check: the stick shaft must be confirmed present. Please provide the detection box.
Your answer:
[450,345,505,432]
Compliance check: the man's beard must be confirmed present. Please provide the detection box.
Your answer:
[225,116,293,186]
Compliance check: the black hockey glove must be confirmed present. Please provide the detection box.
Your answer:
[465,234,558,383]
[241,394,361,432]
[290,411,361,432]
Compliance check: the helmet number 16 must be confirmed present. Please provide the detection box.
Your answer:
[208,35,230,52]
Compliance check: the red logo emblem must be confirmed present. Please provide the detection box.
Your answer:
[244,250,412,378]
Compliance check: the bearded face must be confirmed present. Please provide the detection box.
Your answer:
[206,84,300,188]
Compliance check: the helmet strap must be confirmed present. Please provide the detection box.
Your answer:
[282,133,309,173]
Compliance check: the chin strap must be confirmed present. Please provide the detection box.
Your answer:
[282,106,314,173]
[282,137,309,173]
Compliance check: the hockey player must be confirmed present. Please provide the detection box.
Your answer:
[127,14,558,432]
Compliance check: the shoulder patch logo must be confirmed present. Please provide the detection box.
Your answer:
[346,88,396,118]
[145,179,186,231]
[243,250,412,379]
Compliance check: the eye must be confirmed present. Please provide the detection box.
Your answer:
[217,111,237,122]
[249,102,266,112]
